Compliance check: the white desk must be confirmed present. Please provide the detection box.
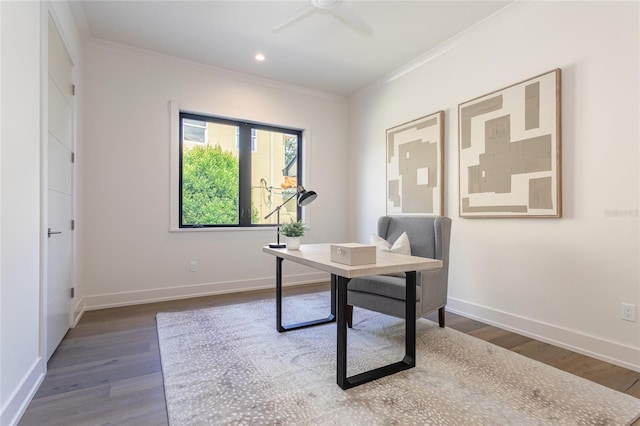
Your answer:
[263,243,443,390]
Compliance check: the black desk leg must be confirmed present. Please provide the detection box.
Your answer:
[276,257,284,331]
[330,274,337,316]
[275,257,336,332]
[337,271,417,390]
[336,275,349,389]
[404,271,417,367]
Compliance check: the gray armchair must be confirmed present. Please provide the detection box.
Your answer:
[346,215,452,328]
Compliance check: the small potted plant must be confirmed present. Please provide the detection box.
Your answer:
[279,220,305,250]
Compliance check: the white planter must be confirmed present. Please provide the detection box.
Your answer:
[286,237,301,250]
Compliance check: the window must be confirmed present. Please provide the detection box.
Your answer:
[182,119,207,144]
[235,128,257,152]
[179,112,303,228]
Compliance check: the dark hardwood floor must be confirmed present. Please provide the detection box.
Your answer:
[19,283,640,425]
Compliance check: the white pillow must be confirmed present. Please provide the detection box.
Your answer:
[370,231,411,256]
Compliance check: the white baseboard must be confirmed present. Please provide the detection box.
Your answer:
[447,297,640,373]
[82,272,329,311]
[0,358,44,426]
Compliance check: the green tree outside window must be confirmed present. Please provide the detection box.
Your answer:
[182,145,239,225]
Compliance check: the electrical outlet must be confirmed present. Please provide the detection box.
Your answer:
[190,261,198,272]
[621,303,636,322]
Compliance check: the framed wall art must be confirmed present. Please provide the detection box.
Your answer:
[386,111,444,216]
[458,69,561,218]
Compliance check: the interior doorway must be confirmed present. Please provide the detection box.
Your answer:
[45,15,75,360]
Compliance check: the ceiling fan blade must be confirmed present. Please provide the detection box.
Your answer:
[330,4,373,36]
[272,4,316,32]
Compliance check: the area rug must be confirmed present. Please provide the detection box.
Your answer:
[156,292,640,425]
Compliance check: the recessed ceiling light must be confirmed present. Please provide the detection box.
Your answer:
[255,53,266,62]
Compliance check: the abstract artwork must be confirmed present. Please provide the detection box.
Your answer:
[458,69,561,218]
[386,111,444,216]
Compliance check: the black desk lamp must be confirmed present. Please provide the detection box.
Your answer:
[265,185,317,248]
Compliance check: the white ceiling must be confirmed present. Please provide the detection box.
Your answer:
[73,0,513,96]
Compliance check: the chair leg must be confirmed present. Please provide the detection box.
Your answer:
[438,307,445,328]
[346,304,353,328]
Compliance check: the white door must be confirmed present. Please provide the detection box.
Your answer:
[46,17,74,360]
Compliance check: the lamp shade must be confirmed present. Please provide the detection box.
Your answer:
[297,187,317,206]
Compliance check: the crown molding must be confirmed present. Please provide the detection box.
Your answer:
[67,0,91,43]
[352,0,537,99]
[86,38,347,102]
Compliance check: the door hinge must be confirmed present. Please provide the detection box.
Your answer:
[71,84,76,96]
[71,152,75,163]
[70,287,75,298]
[71,220,75,231]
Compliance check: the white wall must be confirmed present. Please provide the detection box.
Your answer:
[349,1,640,371]
[0,2,42,425]
[81,42,349,308]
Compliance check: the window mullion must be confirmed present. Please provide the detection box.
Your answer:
[238,124,252,226]
[296,130,303,220]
